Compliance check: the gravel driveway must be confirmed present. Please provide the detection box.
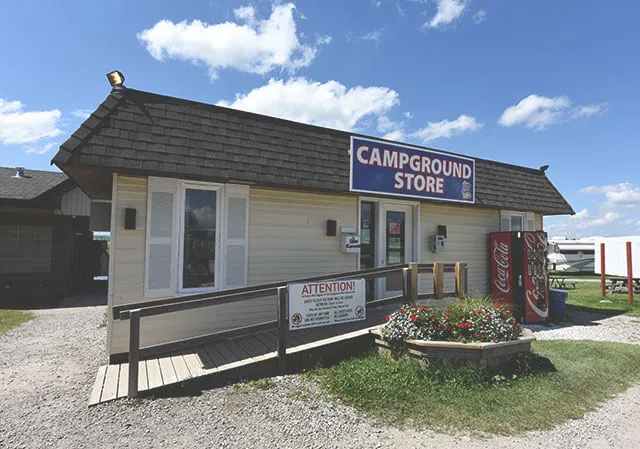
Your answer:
[1,304,639,448]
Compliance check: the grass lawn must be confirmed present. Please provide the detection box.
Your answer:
[311,340,640,435]
[566,282,640,317]
[0,310,34,336]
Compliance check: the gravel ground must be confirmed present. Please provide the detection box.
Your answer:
[1,303,639,449]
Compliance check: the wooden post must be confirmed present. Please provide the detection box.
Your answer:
[433,262,444,299]
[455,262,468,298]
[409,262,419,302]
[127,309,141,399]
[600,243,606,297]
[627,242,634,305]
[277,287,287,375]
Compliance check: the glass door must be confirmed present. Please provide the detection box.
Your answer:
[179,186,219,292]
[380,203,414,298]
[360,201,376,301]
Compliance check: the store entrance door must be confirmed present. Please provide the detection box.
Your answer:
[380,203,414,298]
[359,200,414,300]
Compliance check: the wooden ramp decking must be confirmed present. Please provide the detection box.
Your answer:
[89,307,390,406]
[89,298,458,406]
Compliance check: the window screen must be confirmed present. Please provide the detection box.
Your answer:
[0,225,53,273]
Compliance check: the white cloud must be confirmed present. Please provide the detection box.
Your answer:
[410,114,482,142]
[499,95,607,131]
[138,3,323,80]
[404,111,413,119]
[473,10,486,24]
[217,77,399,131]
[361,29,384,45]
[581,182,640,207]
[498,95,571,131]
[425,0,468,29]
[26,142,56,155]
[71,109,92,120]
[572,103,607,118]
[0,98,62,144]
[315,34,332,45]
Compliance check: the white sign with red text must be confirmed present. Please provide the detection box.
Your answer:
[287,279,366,331]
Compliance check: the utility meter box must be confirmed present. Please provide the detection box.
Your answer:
[341,227,360,253]
[429,235,446,253]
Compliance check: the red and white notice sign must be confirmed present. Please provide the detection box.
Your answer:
[287,279,366,331]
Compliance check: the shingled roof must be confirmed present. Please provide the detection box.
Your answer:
[0,167,69,201]
[53,86,574,216]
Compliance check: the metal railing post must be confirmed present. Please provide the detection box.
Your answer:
[277,287,287,375]
[402,267,411,302]
[128,309,141,399]
[455,262,468,298]
[433,262,444,299]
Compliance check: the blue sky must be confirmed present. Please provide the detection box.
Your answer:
[1,0,639,237]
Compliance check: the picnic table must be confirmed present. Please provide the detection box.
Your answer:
[607,277,640,295]
[549,277,576,290]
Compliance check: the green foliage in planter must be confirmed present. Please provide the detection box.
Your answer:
[381,297,522,345]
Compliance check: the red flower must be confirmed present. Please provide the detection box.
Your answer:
[419,305,425,311]
[495,303,502,308]
[385,314,390,321]
[401,309,407,315]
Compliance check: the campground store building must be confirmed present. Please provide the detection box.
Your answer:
[53,84,574,361]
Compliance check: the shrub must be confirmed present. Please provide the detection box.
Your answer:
[380,297,522,345]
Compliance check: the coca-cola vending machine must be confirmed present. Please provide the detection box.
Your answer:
[490,231,549,323]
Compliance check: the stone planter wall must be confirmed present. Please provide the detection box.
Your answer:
[371,328,536,369]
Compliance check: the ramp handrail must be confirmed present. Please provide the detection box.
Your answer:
[118,261,467,399]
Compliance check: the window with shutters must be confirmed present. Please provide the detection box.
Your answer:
[145,178,248,297]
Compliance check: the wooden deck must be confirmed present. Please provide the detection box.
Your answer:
[89,298,458,406]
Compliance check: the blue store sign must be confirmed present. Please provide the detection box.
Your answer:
[350,137,475,204]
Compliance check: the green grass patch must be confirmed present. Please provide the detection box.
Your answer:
[566,282,640,317]
[0,310,34,336]
[311,340,640,435]
[98,311,108,329]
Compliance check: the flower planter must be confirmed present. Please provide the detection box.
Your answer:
[371,327,536,369]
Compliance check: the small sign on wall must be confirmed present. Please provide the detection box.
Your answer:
[341,227,360,253]
[287,279,366,331]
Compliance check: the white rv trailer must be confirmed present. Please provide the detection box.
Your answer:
[594,236,640,278]
[548,237,596,273]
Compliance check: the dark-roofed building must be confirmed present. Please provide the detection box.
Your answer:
[52,82,574,360]
[0,167,96,306]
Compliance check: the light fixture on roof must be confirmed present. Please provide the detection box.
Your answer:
[106,70,125,88]
[539,165,549,173]
[13,167,25,178]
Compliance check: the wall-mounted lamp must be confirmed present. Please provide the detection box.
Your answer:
[124,208,136,230]
[326,219,337,237]
[107,70,125,88]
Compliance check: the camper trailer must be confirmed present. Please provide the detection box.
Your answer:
[548,237,595,273]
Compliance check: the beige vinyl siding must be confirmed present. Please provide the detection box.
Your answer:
[108,182,359,356]
[419,204,500,296]
[248,187,358,284]
[535,214,543,231]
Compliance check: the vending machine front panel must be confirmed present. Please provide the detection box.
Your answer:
[522,231,550,323]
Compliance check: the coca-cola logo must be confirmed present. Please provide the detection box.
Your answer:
[492,240,511,294]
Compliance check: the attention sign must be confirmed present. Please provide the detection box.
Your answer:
[350,136,475,203]
[287,279,366,331]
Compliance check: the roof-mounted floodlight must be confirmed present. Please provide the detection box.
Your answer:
[106,70,125,88]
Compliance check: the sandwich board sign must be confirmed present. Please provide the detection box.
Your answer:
[287,279,366,331]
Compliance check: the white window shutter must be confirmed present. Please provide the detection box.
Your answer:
[145,178,179,297]
[224,185,249,289]
[500,212,511,232]
[526,212,535,231]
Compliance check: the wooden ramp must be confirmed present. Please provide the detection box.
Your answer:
[89,310,387,406]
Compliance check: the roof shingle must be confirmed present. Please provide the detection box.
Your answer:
[53,87,574,216]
